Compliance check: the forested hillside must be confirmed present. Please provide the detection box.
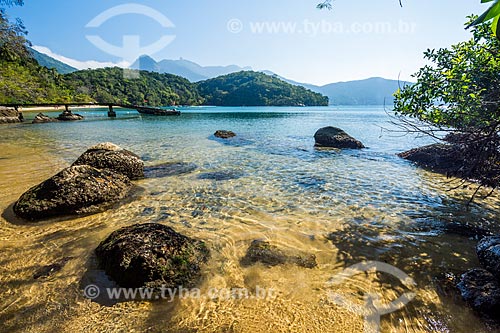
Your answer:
[196,71,329,106]
[64,68,203,106]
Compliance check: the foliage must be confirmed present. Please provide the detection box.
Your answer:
[468,0,500,39]
[394,19,500,191]
[0,57,91,104]
[317,0,500,40]
[0,0,88,104]
[196,71,329,106]
[63,67,203,106]
[0,1,29,61]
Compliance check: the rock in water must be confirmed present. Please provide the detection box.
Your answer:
[95,223,210,288]
[398,144,462,174]
[0,106,23,123]
[13,165,132,220]
[214,130,236,139]
[73,142,144,180]
[33,257,72,279]
[56,110,84,121]
[314,126,365,149]
[240,240,317,268]
[32,113,58,124]
[457,268,500,318]
[477,236,500,278]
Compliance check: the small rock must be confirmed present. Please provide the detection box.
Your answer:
[314,126,364,149]
[95,223,210,288]
[477,236,500,278]
[13,165,132,220]
[214,130,236,139]
[240,240,317,268]
[141,207,156,216]
[457,268,500,319]
[32,113,58,124]
[72,142,144,180]
[56,110,84,121]
[33,257,72,279]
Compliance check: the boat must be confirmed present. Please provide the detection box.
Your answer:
[135,106,181,116]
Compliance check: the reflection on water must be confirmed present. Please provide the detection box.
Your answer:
[0,107,499,333]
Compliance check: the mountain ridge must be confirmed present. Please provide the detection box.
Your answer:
[32,49,408,105]
[29,47,77,74]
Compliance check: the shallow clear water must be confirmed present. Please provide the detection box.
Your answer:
[0,106,499,333]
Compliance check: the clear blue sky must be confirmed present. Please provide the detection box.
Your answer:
[7,0,487,85]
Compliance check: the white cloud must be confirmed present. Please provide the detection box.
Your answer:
[32,45,130,70]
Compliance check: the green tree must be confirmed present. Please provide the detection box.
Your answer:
[0,0,30,60]
[393,18,500,194]
[317,0,500,39]
[468,0,500,39]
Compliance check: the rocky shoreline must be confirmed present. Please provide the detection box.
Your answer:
[5,126,500,324]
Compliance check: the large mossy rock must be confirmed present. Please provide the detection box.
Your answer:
[457,268,500,319]
[73,142,144,180]
[398,144,463,175]
[314,126,364,149]
[240,240,317,268]
[95,223,210,288]
[477,236,500,278]
[0,106,23,123]
[13,165,132,220]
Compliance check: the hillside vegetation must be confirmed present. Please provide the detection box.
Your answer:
[64,68,203,106]
[0,56,90,104]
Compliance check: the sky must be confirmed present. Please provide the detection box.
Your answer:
[6,0,488,85]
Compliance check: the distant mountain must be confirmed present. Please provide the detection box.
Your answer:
[29,48,77,74]
[318,77,409,105]
[260,70,321,93]
[131,55,251,82]
[261,72,408,105]
[196,71,328,106]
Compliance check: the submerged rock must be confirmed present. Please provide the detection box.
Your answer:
[214,130,236,139]
[439,221,493,240]
[95,223,210,288]
[32,113,58,124]
[240,240,317,268]
[144,162,197,178]
[314,126,364,149]
[197,170,243,181]
[13,165,132,220]
[72,142,144,180]
[0,106,23,123]
[56,110,84,121]
[477,236,500,278]
[33,257,72,279]
[457,268,500,319]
